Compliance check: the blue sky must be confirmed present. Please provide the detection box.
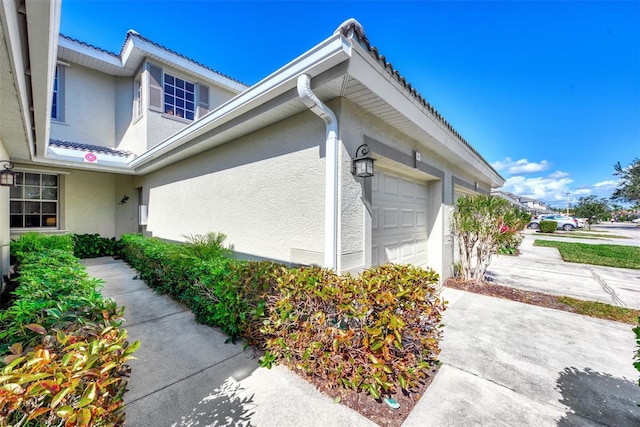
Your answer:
[60,1,640,208]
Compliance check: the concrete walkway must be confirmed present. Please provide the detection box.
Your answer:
[83,256,640,426]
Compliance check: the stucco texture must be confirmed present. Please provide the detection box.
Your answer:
[136,112,326,265]
[64,169,117,237]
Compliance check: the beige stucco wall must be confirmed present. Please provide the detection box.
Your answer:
[64,169,117,237]
[114,174,136,237]
[114,75,148,155]
[0,140,10,275]
[135,112,326,265]
[145,61,238,150]
[50,63,116,147]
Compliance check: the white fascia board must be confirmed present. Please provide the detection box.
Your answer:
[348,42,504,187]
[0,0,34,159]
[26,0,62,161]
[129,34,351,170]
[58,35,123,69]
[126,37,247,93]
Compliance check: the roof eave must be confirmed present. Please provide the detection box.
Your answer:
[129,33,352,173]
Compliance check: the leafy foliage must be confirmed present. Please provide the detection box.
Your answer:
[451,195,530,280]
[0,313,139,426]
[612,158,640,204]
[72,233,117,259]
[1,233,138,425]
[10,232,74,262]
[539,220,558,233]
[119,233,446,400]
[573,195,610,230]
[0,250,108,352]
[261,264,445,399]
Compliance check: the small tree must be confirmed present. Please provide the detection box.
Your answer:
[612,158,640,205]
[573,195,610,230]
[451,194,530,281]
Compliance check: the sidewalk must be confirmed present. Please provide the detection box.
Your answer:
[83,257,640,426]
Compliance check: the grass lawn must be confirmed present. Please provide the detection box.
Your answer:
[569,231,629,239]
[534,240,640,269]
[557,296,640,324]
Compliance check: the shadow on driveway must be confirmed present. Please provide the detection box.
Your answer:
[556,367,640,426]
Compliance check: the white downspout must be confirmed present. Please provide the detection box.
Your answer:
[297,74,338,271]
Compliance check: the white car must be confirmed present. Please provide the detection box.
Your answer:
[632,217,640,224]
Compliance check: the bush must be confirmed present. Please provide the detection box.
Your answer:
[0,233,138,425]
[10,232,74,262]
[119,233,447,400]
[0,310,138,426]
[72,233,117,258]
[539,220,557,233]
[451,195,530,280]
[260,264,445,399]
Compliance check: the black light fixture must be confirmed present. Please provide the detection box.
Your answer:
[118,195,130,205]
[352,144,375,178]
[0,161,17,187]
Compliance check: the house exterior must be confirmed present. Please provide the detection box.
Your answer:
[0,0,503,279]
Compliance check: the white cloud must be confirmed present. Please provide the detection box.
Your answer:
[593,180,619,188]
[548,171,570,179]
[573,188,591,196]
[499,175,573,203]
[492,157,552,175]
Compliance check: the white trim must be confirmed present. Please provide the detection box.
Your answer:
[129,33,351,170]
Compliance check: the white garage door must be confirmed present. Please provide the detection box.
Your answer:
[372,169,428,267]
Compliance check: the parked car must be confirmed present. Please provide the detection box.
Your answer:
[632,217,640,224]
[528,215,579,231]
[576,218,587,228]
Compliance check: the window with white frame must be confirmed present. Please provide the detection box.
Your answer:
[134,78,143,119]
[51,66,60,120]
[163,74,195,120]
[10,172,59,229]
[51,65,66,121]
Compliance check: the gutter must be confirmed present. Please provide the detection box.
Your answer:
[297,74,338,271]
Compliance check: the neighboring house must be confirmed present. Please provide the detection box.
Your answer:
[0,0,503,279]
[492,190,533,213]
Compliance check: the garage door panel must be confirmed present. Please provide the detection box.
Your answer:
[401,209,414,228]
[383,208,399,229]
[383,174,399,195]
[372,170,428,267]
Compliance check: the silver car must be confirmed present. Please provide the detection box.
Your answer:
[528,215,579,231]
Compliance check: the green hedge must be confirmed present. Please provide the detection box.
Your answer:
[540,220,557,233]
[0,234,138,426]
[118,233,446,399]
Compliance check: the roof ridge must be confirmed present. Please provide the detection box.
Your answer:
[336,19,502,181]
[124,31,248,87]
[59,33,120,58]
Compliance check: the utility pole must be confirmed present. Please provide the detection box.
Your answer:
[566,192,570,215]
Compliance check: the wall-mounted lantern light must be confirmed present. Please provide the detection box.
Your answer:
[0,161,17,187]
[352,144,375,178]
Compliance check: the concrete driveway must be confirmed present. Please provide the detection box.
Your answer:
[487,227,640,309]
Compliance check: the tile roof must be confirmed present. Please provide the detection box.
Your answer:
[336,20,501,179]
[59,34,119,57]
[49,139,134,158]
[59,31,248,88]
[122,30,248,87]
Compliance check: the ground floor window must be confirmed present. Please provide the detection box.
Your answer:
[10,172,59,228]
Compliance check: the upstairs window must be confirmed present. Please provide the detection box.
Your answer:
[51,65,65,121]
[134,78,143,119]
[163,74,195,120]
[10,172,59,229]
